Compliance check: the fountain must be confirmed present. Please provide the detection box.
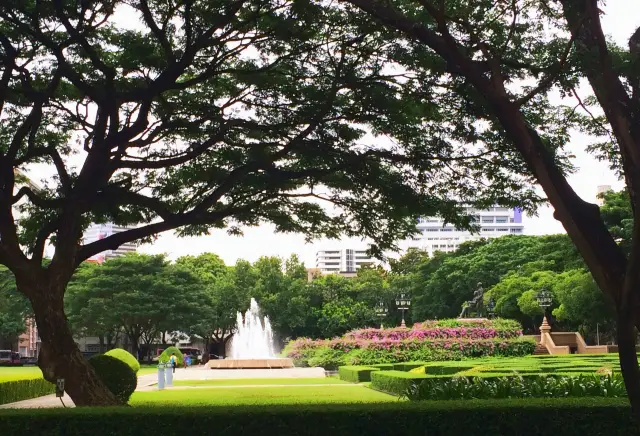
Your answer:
[207,298,294,369]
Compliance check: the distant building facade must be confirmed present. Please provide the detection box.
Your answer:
[412,206,525,257]
[596,185,613,206]
[83,223,138,263]
[17,319,39,358]
[315,249,375,274]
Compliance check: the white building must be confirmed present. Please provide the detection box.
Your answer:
[596,185,613,206]
[315,248,375,274]
[412,206,525,257]
[83,223,138,263]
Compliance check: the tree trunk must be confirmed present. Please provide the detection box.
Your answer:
[98,335,105,354]
[24,283,121,406]
[617,312,640,421]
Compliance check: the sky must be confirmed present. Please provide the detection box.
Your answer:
[39,2,640,267]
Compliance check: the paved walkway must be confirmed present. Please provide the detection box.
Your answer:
[0,366,328,409]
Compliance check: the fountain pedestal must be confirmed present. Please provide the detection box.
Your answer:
[207,358,294,369]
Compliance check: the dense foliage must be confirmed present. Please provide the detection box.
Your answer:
[88,355,137,403]
[67,255,207,360]
[0,266,32,349]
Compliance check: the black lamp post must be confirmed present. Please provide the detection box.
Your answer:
[536,289,553,334]
[374,300,388,328]
[536,289,553,315]
[395,293,411,328]
[486,297,496,319]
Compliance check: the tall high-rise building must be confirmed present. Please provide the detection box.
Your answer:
[412,206,525,257]
[596,185,613,206]
[83,223,138,263]
[315,248,375,274]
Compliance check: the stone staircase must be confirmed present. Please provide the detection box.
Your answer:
[533,344,550,355]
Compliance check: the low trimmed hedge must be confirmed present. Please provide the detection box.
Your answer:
[405,374,626,401]
[0,399,634,435]
[393,362,427,372]
[369,363,394,370]
[0,379,55,405]
[370,371,428,396]
[338,366,379,383]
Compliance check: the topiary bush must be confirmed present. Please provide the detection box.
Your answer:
[158,347,183,366]
[105,348,140,374]
[89,355,137,403]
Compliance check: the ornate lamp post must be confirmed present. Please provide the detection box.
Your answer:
[374,300,388,329]
[536,289,553,339]
[395,293,411,328]
[486,297,496,319]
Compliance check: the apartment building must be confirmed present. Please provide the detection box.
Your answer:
[315,248,375,274]
[83,222,138,263]
[414,206,525,257]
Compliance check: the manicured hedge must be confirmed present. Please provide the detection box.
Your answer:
[408,374,626,401]
[0,399,634,435]
[393,362,427,372]
[370,371,428,396]
[338,366,379,383]
[369,363,394,370]
[0,379,55,405]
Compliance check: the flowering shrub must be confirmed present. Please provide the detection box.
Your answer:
[283,318,532,367]
[344,326,521,341]
[283,336,536,367]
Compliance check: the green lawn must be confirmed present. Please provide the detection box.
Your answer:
[172,377,348,387]
[131,385,397,406]
[0,366,43,382]
[137,365,158,376]
[0,364,157,382]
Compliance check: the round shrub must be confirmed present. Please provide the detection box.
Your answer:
[158,346,183,366]
[105,348,140,374]
[89,355,137,403]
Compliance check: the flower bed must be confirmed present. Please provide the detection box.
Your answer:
[344,327,520,341]
[283,318,534,367]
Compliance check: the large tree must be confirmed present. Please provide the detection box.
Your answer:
[66,262,122,353]
[0,0,538,405]
[341,0,640,414]
[66,254,206,360]
[411,235,582,320]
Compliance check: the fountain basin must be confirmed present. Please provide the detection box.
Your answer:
[207,358,294,369]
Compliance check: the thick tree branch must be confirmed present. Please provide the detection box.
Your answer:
[76,203,260,264]
[12,186,61,208]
